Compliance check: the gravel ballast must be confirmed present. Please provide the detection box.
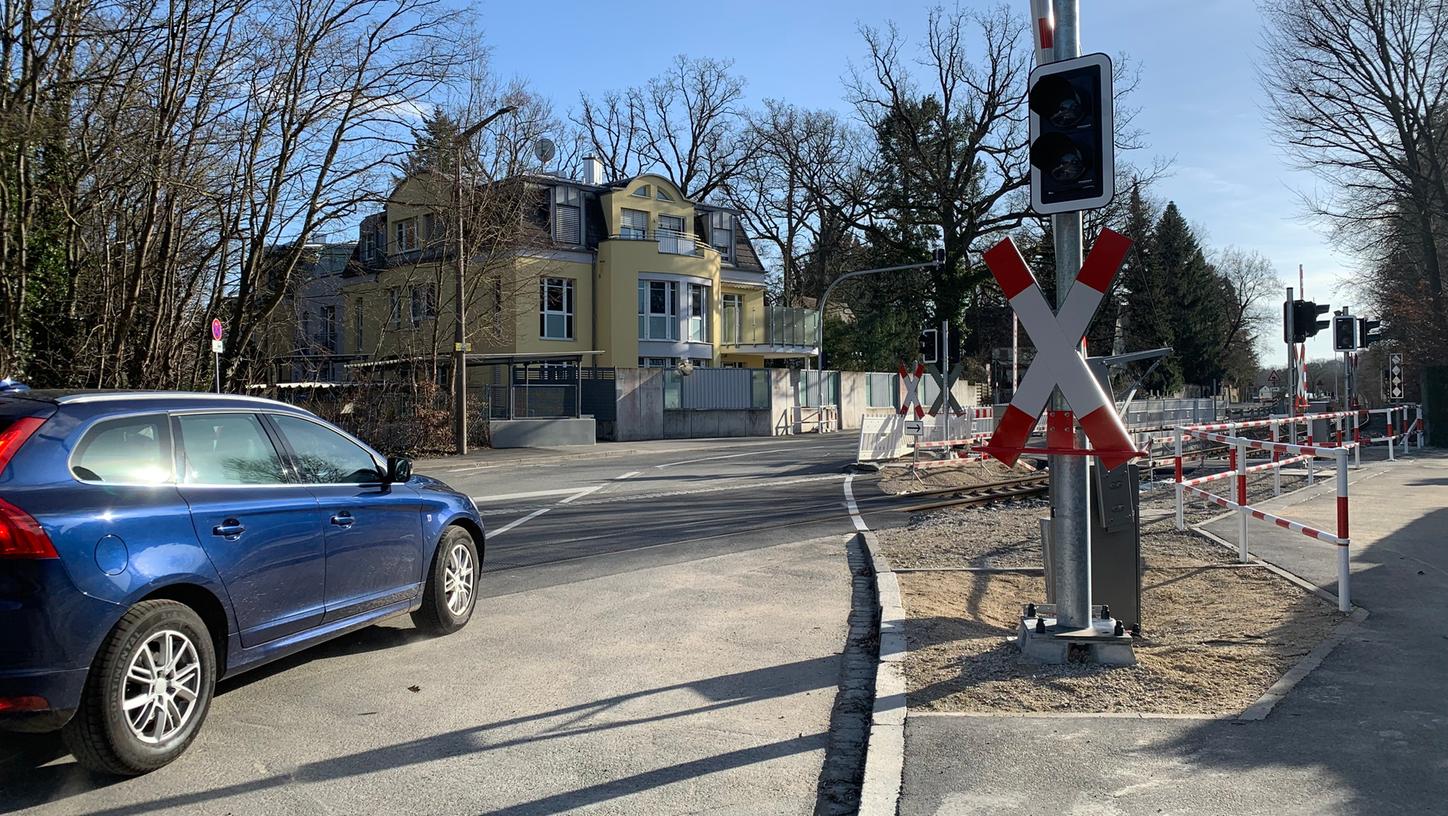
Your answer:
[881,467,1345,715]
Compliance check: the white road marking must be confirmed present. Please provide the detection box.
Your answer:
[472,473,849,516]
[655,449,781,469]
[615,471,641,480]
[843,474,869,532]
[491,508,550,536]
[560,484,605,504]
[472,487,590,503]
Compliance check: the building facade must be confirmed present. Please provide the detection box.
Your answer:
[323,160,817,386]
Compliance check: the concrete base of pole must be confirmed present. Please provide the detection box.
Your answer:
[1014,608,1136,667]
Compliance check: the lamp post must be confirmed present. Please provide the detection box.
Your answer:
[813,251,944,431]
[452,104,518,455]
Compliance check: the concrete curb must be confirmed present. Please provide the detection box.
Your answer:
[858,529,905,816]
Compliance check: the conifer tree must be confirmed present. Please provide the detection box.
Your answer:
[1118,186,1181,392]
[1154,202,1227,388]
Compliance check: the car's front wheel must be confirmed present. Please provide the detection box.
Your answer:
[63,599,217,775]
[412,525,479,635]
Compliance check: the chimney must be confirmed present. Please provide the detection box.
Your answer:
[582,156,604,185]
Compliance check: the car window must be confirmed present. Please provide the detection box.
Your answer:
[175,413,288,485]
[71,415,172,484]
[269,414,380,484]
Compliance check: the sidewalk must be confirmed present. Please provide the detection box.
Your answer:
[897,448,1448,816]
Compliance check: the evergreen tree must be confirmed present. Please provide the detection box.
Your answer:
[1118,186,1181,393]
[399,107,461,180]
[1154,202,1227,388]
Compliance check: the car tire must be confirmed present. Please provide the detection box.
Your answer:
[412,525,479,636]
[63,599,217,776]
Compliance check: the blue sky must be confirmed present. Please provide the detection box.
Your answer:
[478,0,1348,362]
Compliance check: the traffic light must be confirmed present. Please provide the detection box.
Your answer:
[1332,314,1357,351]
[1357,317,1383,346]
[1027,53,1114,215]
[1290,299,1329,342]
[918,328,939,364]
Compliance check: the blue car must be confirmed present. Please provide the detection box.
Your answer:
[0,390,484,775]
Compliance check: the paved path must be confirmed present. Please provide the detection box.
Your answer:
[2,433,911,815]
[899,448,1448,816]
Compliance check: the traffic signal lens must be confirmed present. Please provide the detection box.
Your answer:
[1030,133,1091,182]
[1029,75,1089,128]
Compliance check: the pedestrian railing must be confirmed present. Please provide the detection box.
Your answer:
[1363,404,1423,460]
[1173,421,1354,612]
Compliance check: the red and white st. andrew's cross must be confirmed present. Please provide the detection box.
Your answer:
[897,361,926,419]
[980,228,1140,471]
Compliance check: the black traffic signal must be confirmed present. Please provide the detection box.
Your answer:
[1290,300,1329,342]
[918,328,939,364]
[1332,314,1357,351]
[1028,53,1114,215]
[1357,317,1383,346]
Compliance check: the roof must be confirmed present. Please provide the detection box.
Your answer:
[12,389,299,410]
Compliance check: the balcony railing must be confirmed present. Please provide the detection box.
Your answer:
[610,229,719,257]
[721,305,819,349]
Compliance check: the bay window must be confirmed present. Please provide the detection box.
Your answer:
[637,280,678,341]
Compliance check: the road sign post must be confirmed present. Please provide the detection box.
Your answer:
[210,318,224,394]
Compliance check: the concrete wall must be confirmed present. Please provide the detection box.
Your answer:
[613,367,666,441]
[839,371,871,430]
[490,417,597,448]
[663,409,772,438]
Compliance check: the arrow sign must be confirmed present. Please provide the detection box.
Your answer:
[981,229,1138,470]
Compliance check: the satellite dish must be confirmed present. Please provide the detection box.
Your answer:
[533,138,556,165]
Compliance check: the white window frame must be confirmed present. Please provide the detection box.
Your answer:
[387,287,404,328]
[686,283,710,342]
[709,210,733,260]
[395,218,418,252]
[620,208,648,240]
[409,284,436,326]
[722,293,742,344]
[638,280,679,341]
[554,187,582,244]
[540,277,575,340]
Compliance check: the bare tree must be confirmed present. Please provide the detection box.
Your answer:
[1261,0,1448,360]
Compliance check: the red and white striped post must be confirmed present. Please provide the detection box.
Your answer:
[1271,419,1282,495]
[1174,426,1185,531]
[1353,410,1362,468]
[1335,450,1350,612]
[1235,438,1249,562]
[1416,404,1425,448]
[1387,409,1396,461]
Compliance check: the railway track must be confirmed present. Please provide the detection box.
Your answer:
[899,474,1051,512]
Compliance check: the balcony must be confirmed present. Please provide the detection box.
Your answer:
[610,229,723,257]
[721,305,820,359]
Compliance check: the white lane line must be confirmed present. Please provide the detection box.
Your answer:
[843,474,869,532]
[473,487,589,503]
[491,508,550,536]
[655,449,781,469]
[560,484,605,504]
[615,471,641,480]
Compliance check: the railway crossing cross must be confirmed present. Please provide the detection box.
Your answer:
[897,361,926,419]
[980,228,1139,470]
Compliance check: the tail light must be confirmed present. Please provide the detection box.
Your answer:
[0,417,56,559]
[0,498,56,559]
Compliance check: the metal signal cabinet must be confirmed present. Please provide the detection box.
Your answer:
[1090,462,1142,629]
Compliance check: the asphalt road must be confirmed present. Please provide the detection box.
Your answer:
[2,432,908,815]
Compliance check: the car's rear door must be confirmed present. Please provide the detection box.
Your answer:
[172,411,325,647]
[262,413,423,622]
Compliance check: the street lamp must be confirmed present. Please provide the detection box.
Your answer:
[453,104,519,455]
[813,249,945,431]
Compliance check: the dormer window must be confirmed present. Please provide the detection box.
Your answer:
[631,185,650,198]
[708,210,733,261]
[655,188,673,202]
[554,186,582,244]
[395,218,418,252]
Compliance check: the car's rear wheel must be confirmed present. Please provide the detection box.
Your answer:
[63,600,216,775]
[412,526,479,635]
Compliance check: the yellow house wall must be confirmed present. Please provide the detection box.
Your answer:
[596,238,721,367]
[512,255,594,356]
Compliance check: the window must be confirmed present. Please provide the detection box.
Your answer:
[270,414,380,484]
[410,284,436,325]
[689,357,710,368]
[687,283,710,342]
[631,185,651,198]
[387,287,403,327]
[176,413,288,485]
[621,208,648,240]
[639,357,676,368]
[395,218,418,252]
[655,188,673,202]
[320,305,338,350]
[540,277,575,340]
[361,231,377,263]
[709,211,733,261]
[71,415,171,484]
[658,214,688,254]
[353,302,365,352]
[491,276,503,315]
[638,280,678,340]
[658,214,684,236]
[554,187,581,244]
[722,293,742,344]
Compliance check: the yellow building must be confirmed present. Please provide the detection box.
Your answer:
[333,159,818,383]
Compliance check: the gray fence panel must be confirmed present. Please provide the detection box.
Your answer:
[666,368,769,410]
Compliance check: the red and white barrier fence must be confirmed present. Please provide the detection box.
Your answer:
[1173,425,1352,612]
[1364,404,1423,461]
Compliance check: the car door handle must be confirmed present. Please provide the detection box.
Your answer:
[330,512,355,528]
[212,519,246,539]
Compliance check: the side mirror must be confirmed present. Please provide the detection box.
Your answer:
[386,456,413,484]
